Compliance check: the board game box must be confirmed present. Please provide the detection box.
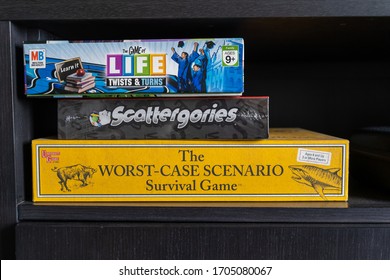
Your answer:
[32,128,349,202]
[58,97,269,140]
[24,38,244,98]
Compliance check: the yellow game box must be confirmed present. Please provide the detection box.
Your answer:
[32,128,349,202]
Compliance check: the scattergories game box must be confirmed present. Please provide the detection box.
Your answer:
[58,97,269,140]
[23,38,244,98]
[32,128,349,202]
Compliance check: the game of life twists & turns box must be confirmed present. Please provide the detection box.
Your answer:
[24,38,244,98]
[32,128,349,202]
[57,97,269,140]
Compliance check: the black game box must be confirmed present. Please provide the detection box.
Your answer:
[58,97,269,140]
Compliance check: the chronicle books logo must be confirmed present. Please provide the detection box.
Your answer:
[89,103,239,129]
[41,150,60,163]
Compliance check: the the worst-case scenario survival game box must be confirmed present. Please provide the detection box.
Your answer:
[32,129,349,202]
[24,38,244,98]
[58,97,269,140]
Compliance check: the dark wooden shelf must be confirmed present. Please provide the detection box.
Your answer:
[15,221,390,259]
[2,0,390,20]
[18,191,390,223]
[2,0,390,260]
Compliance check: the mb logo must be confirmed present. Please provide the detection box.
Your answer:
[29,49,46,68]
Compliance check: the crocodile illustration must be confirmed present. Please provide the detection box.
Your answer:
[288,165,342,199]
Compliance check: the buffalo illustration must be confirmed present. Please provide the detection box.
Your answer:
[52,164,97,192]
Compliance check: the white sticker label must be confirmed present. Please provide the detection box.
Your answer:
[297,148,331,166]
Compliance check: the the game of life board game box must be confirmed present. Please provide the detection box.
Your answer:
[23,38,244,98]
[58,97,269,140]
[32,128,349,202]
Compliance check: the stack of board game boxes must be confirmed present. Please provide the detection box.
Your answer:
[24,38,348,202]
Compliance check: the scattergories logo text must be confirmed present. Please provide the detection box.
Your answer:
[88,103,239,129]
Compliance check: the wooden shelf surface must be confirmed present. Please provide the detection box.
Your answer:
[2,0,390,20]
[18,190,390,223]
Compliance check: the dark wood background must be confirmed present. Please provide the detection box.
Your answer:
[1,0,390,259]
[1,0,390,19]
